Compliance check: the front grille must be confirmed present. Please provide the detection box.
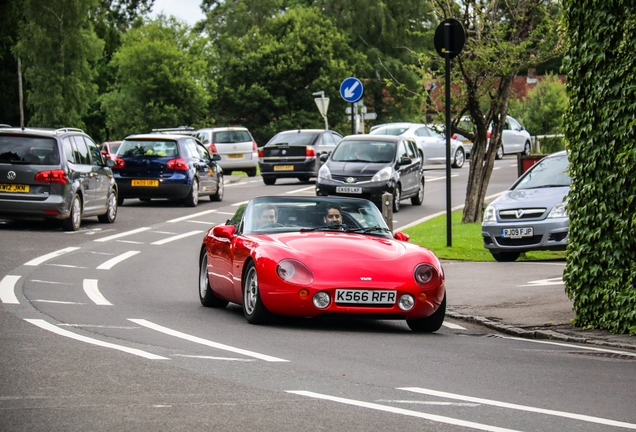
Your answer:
[331,175,374,183]
[496,235,543,246]
[499,208,546,220]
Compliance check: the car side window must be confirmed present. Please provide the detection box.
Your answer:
[62,137,76,164]
[415,127,430,137]
[197,143,211,162]
[398,141,409,159]
[406,141,417,159]
[184,139,200,158]
[331,132,343,144]
[83,136,104,166]
[71,136,90,165]
[508,117,521,131]
[322,132,336,147]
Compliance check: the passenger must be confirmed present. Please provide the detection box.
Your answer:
[256,204,278,227]
[324,203,343,226]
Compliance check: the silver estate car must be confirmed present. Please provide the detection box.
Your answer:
[482,151,569,262]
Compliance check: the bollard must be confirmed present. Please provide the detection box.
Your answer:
[381,192,393,232]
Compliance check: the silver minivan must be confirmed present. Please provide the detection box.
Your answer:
[194,127,258,176]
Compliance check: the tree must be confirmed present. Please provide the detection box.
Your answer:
[210,7,367,144]
[0,0,24,127]
[14,0,104,128]
[101,16,213,139]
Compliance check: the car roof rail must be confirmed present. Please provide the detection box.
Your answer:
[151,126,194,133]
[54,127,85,135]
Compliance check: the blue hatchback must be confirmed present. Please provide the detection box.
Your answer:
[112,134,224,207]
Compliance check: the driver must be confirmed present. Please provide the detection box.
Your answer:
[324,203,343,226]
[256,204,278,227]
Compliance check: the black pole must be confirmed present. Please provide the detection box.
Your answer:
[444,24,452,247]
[351,102,355,135]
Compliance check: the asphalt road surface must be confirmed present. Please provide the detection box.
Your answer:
[2,156,635,431]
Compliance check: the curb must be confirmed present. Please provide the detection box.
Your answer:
[447,311,636,352]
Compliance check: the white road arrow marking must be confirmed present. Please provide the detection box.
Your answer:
[344,81,360,98]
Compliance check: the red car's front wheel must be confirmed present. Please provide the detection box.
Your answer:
[242,262,271,324]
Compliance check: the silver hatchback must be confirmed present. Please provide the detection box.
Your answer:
[482,151,569,261]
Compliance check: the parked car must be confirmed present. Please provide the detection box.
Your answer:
[316,134,424,212]
[453,115,532,159]
[198,196,446,332]
[100,141,122,160]
[0,126,118,231]
[193,127,258,177]
[482,151,570,262]
[369,122,465,168]
[258,129,343,185]
[112,134,223,207]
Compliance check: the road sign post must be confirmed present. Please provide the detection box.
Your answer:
[340,77,364,136]
[312,91,329,130]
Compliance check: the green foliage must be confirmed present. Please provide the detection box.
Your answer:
[0,0,23,127]
[14,0,104,128]
[211,7,367,144]
[561,1,636,334]
[101,16,213,139]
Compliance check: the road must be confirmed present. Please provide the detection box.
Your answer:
[1,157,635,431]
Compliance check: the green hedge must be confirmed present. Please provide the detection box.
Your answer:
[562,1,636,333]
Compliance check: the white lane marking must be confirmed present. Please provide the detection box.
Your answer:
[168,209,218,223]
[24,247,80,266]
[498,335,636,358]
[153,231,178,234]
[377,400,480,407]
[117,240,144,244]
[151,230,203,245]
[287,391,521,432]
[216,211,236,216]
[399,387,636,430]
[97,251,140,270]
[25,319,168,360]
[129,319,289,362]
[32,300,85,305]
[187,220,218,225]
[442,322,466,330]
[0,275,20,304]
[83,279,112,306]
[31,280,68,285]
[94,227,151,243]
[173,354,255,362]
[231,200,250,206]
[518,277,563,287]
[425,174,460,182]
[59,324,138,329]
[44,264,86,269]
[286,186,315,194]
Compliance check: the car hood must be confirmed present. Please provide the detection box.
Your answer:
[326,161,389,176]
[492,186,570,210]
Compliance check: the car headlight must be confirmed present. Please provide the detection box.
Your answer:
[318,164,331,180]
[276,259,314,285]
[313,292,331,309]
[372,166,392,182]
[483,205,496,222]
[398,294,415,311]
[548,201,568,218]
[413,263,439,288]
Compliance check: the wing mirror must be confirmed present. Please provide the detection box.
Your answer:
[213,225,235,239]
[398,156,412,166]
[212,153,221,161]
[320,153,329,163]
[393,231,410,242]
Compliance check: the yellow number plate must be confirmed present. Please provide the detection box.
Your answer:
[131,180,159,187]
[0,183,29,193]
[274,165,294,171]
[227,154,243,159]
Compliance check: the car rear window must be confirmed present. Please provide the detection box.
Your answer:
[212,130,252,143]
[267,132,318,146]
[0,135,60,165]
[369,127,409,136]
[118,140,179,157]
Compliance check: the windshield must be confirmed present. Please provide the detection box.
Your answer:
[369,126,409,136]
[331,140,395,163]
[241,196,392,237]
[514,154,570,190]
[268,132,318,146]
[0,135,60,165]
[118,140,179,157]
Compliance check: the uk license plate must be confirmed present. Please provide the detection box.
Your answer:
[502,227,533,238]
[274,165,293,171]
[131,180,159,187]
[335,289,396,305]
[227,154,242,159]
[336,186,362,194]
[0,183,29,193]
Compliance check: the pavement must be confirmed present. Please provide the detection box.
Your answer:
[226,175,636,352]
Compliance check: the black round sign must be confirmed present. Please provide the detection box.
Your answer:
[434,19,466,59]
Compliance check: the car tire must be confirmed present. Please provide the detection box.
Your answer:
[263,176,276,185]
[184,178,199,207]
[98,188,118,223]
[411,177,424,206]
[211,173,224,201]
[199,249,229,308]
[392,185,401,213]
[297,176,311,183]
[523,141,532,156]
[62,194,82,231]
[246,168,257,177]
[452,148,465,168]
[491,251,521,262]
[495,146,504,160]
[407,294,446,333]
[242,261,271,324]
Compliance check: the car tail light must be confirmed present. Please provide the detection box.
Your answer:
[277,259,314,285]
[167,158,188,170]
[252,141,258,152]
[451,134,457,139]
[114,158,126,169]
[34,170,67,183]
[258,149,264,159]
[413,263,439,289]
[306,146,316,157]
[207,144,217,154]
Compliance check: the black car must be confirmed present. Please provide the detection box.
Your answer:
[0,126,118,231]
[258,129,343,185]
[112,134,223,206]
[315,135,424,212]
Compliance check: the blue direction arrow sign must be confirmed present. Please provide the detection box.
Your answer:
[340,77,363,103]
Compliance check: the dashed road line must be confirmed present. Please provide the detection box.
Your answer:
[24,247,80,266]
[94,227,151,243]
[151,230,203,245]
[83,279,112,306]
[168,209,218,223]
[97,251,140,270]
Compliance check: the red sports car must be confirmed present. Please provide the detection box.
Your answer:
[198,196,446,332]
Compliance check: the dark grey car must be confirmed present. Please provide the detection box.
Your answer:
[0,126,118,231]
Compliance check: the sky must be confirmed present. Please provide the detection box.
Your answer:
[148,0,206,26]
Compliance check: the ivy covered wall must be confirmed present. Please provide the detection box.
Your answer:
[562,1,636,333]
